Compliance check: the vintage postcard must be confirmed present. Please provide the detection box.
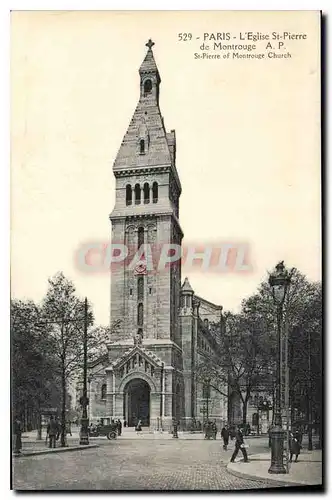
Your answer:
[11,10,322,491]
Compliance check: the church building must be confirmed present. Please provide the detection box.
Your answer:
[86,40,228,431]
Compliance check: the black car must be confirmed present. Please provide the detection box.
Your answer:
[88,422,118,439]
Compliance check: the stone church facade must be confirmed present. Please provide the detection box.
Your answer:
[87,41,228,431]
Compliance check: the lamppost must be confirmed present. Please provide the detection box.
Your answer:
[88,376,92,423]
[79,297,89,445]
[268,261,291,474]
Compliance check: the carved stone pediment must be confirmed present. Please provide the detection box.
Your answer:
[106,345,163,380]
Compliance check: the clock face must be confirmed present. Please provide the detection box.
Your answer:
[134,261,147,275]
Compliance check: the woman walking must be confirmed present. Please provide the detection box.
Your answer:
[289,429,302,463]
[221,425,230,451]
[135,419,142,436]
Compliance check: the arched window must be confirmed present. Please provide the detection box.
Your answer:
[204,318,209,329]
[143,182,150,204]
[138,227,144,250]
[137,303,143,326]
[101,384,107,399]
[126,184,132,206]
[140,139,145,154]
[137,276,144,301]
[135,184,141,204]
[152,182,158,203]
[144,79,152,96]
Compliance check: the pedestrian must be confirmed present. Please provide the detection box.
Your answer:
[117,419,122,436]
[297,427,303,446]
[230,426,249,463]
[13,415,22,455]
[212,420,217,439]
[289,429,302,463]
[135,419,142,435]
[221,425,230,450]
[124,420,127,428]
[55,416,61,442]
[47,416,59,449]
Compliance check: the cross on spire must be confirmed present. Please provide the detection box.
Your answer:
[145,38,155,50]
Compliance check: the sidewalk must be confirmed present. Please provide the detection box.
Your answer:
[14,443,99,458]
[16,431,99,457]
[227,450,322,487]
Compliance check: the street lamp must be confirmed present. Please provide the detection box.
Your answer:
[268,261,291,474]
[79,297,89,445]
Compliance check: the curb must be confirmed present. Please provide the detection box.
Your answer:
[226,463,301,487]
[14,444,99,457]
[226,457,322,487]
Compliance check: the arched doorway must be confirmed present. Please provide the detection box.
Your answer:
[124,378,150,427]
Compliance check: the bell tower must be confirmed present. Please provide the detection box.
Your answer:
[107,40,184,430]
[109,40,183,350]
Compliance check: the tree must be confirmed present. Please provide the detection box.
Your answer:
[195,309,273,425]
[221,310,273,424]
[231,268,322,430]
[286,279,322,447]
[195,267,322,433]
[11,299,61,431]
[41,272,94,446]
[87,325,110,363]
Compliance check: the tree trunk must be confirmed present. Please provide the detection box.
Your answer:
[61,366,66,447]
[37,411,42,440]
[290,388,295,427]
[307,385,313,450]
[24,400,28,432]
[242,397,248,425]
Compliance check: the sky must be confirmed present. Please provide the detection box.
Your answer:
[11,10,321,325]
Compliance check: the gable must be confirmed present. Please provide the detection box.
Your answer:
[106,345,163,372]
[87,353,109,377]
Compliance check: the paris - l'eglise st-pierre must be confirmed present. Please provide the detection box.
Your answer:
[82,40,257,432]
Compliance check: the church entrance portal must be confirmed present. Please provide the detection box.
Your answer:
[124,378,150,427]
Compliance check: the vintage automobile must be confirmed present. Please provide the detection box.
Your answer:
[88,422,118,440]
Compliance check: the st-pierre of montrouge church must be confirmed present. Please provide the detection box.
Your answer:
[85,40,240,432]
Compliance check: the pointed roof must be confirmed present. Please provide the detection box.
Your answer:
[105,344,163,371]
[113,41,171,172]
[139,46,160,77]
[182,277,194,293]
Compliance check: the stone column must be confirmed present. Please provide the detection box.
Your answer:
[192,297,200,423]
[150,392,161,430]
[163,367,174,431]
[115,393,124,420]
[106,369,114,417]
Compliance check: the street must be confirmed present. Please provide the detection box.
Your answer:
[13,435,283,490]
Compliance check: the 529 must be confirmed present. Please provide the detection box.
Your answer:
[178,33,192,41]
